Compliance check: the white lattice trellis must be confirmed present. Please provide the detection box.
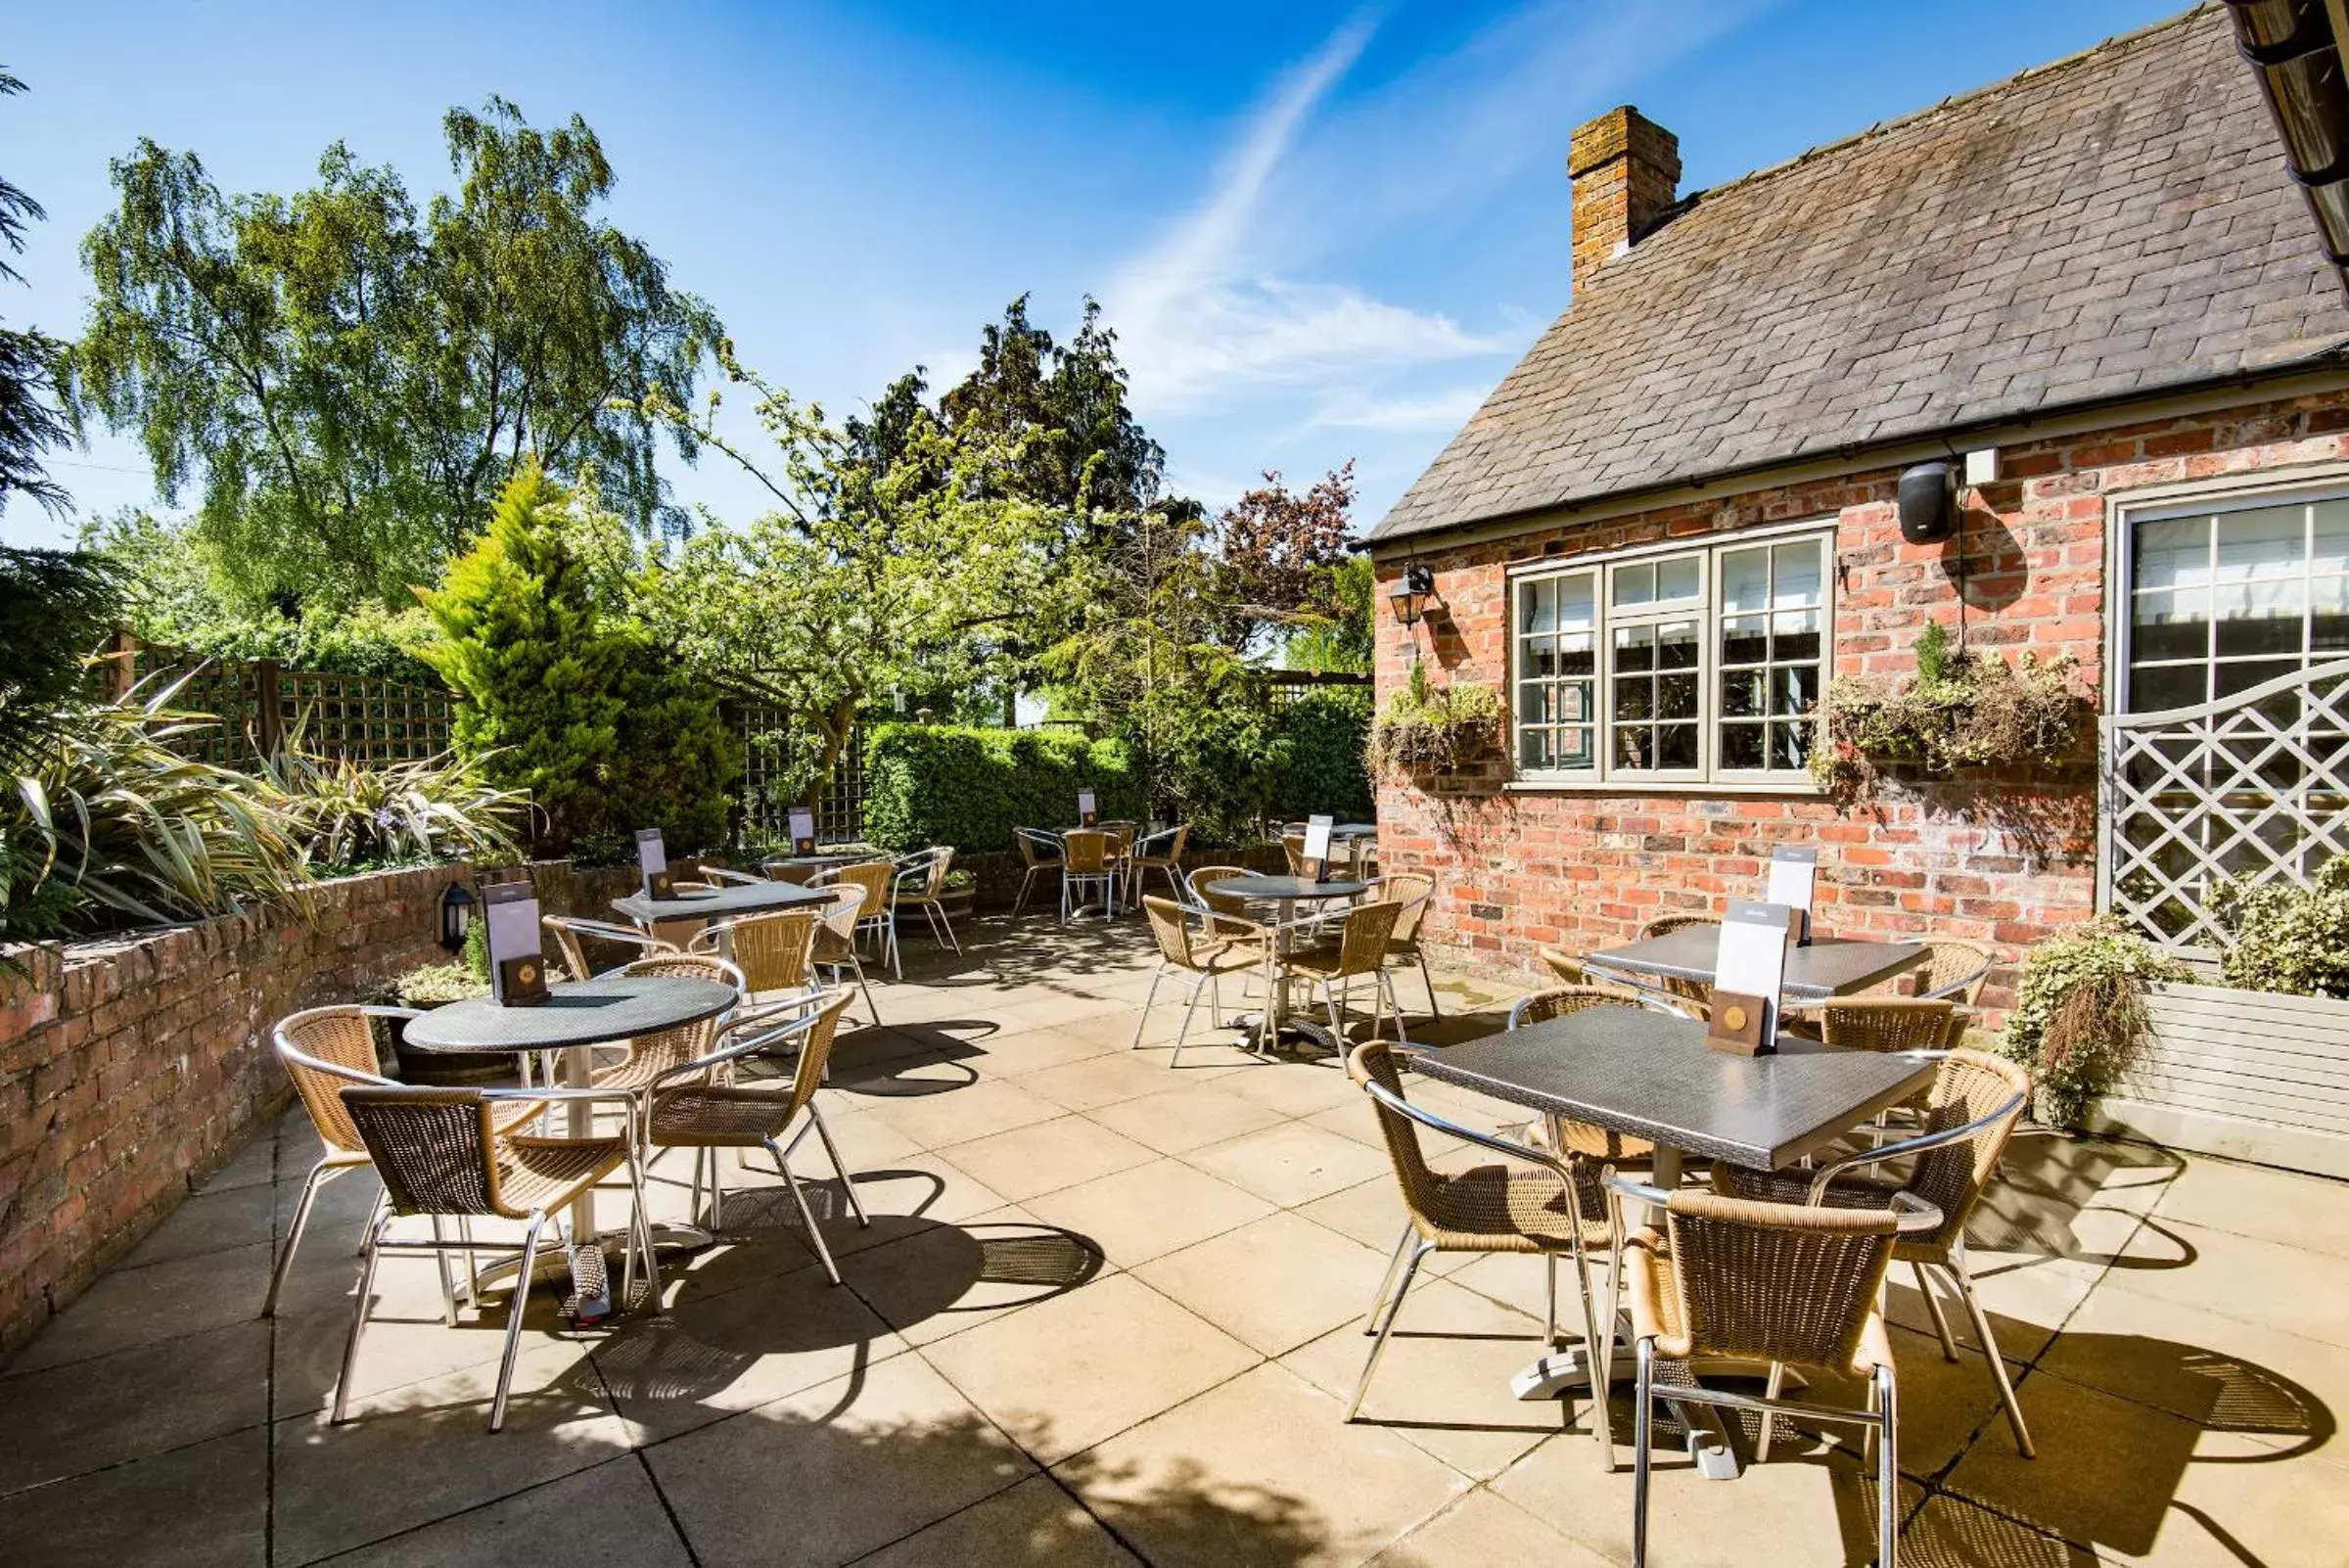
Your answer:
[2100,657,2349,955]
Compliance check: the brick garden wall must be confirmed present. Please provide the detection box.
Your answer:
[0,863,469,1358]
[1373,391,2349,1018]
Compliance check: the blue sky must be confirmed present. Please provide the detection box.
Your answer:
[1,0,2182,552]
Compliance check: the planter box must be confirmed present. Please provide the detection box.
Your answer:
[2089,981,2349,1179]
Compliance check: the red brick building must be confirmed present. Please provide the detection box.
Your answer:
[1367,7,2349,1016]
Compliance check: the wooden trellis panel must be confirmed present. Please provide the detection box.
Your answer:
[2100,656,2349,957]
[101,635,453,766]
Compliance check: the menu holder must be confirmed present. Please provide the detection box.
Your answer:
[788,807,817,857]
[484,881,551,1006]
[1708,899,1793,1055]
[1077,789,1097,828]
[1303,813,1335,883]
[635,827,672,902]
[1766,845,1819,946]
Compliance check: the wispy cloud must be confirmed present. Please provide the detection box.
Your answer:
[1308,384,1493,433]
[1106,0,1764,417]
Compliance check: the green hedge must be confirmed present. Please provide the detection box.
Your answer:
[1267,688,1372,823]
[862,723,1146,853]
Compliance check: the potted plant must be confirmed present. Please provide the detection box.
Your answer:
[361,918,514,1084]
[1368,662,1505,780]
[1997,915,2188,1129]
[1812,622,2091,803]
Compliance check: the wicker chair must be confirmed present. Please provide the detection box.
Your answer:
[810,884,882,1026]
[1283,899,1405,1041]
[336,1082,649,1431]
[266,1004,431,1319]
[1060,829,1120,922]
[1638,911,1713,940]
[544,915,677,982]
[1132,895,1261,1066]
[1011,827,1065,916]
[1280,833,1311,876]
[1535,948,1649,1004]
[587,953,744,1177]
[1819,997,1963,1052]
[1913,939,1995,1006]
[1345,1041,1618,1457]
[889,847,962,972]
[1613,1179,1936,1567]
[1127,823,1190,903]
[1712,1047,2038,1459]
[1506,989,1656,1167]
[700,866,767,887]
[645,990,869,1284]
[1183,863,1265,945]
[690,907,819,1012]
[815,859,895,970]
[1364,872,1441,1021]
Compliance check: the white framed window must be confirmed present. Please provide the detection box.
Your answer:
[1510,525,1833,786]
[2120,490,2349,715]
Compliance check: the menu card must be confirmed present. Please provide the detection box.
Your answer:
[484,881,550,1005]
[635,828,671,899]
[1077,789,1097,827]
[1766,846,1819,945]
[1302,814,1335,881]
[1708,899,1792,1054]
[788,807,817,855]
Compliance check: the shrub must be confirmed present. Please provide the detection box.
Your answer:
[262,738,527,872]
[1367,664,1503,779]
[2,680,311,940]
[1999,915,2189,1127]
[862,723,1144,853]
[2214,858,2349,999]
[1267,687,1372,823]
[0,545,122,765]
[419,463,737,857]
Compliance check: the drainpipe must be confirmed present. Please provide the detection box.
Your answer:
[2227,0,2349,295]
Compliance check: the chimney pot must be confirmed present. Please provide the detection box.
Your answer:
[1568,106,1681,297]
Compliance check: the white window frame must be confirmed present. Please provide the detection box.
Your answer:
[1507,520,1836,791]
[2108,473,2349,715]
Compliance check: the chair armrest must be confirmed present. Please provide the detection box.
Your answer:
[1804,1076,2026,1199]
[643,997,832,1091]
[1358,1072,1577,1184]
[703,867,764,886]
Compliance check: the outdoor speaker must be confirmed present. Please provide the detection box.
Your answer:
[1898,461,1957,545]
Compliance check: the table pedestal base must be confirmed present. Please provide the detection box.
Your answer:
[1510,1324,1801,1481]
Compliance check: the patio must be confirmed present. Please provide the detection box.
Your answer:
[2,916,2344,1568]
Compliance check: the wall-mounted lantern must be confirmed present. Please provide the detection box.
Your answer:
[438,881,477,952]
[1388,564,1440,627]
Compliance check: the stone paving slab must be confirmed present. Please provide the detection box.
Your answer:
[1,914,2343,1566]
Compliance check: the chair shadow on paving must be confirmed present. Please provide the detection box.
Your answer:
[816,1023,992,1098]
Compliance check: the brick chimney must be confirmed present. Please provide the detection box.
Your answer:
[1568,106,1681,294]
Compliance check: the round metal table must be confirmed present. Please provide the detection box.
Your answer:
[402,974,739,1317]
[1201,873,1369,1050]
[612,879,831,927]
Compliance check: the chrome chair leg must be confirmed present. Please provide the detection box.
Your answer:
[1346,1239,1432,1420]
[488,1211,548,1433]
[1913,1258,1960,1360]
[331,1211,389,1426]
[1875,1365,1901,1568]
[806,1105,869,1227]
[1362,1223,1416,1336]
[265,1159,333,1318]
[1130,966,1165,1050]
[1949,1258,2035,1457]
[1632,1337,1656,1568]
[771,1138,842,1285]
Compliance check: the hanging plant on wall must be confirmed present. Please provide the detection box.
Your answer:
[1368,663,1505,780]
[1810,622,2093,804]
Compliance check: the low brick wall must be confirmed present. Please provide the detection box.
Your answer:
[0,863,469,1358]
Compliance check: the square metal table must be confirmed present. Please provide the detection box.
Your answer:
[1586,924,1927,1001]
[1404,1008,1940,1475]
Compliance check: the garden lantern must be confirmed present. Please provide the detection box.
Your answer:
[1388,564,1438,627]
[438,881,477,952]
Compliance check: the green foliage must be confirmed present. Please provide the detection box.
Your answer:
[861,723,1143,853]
[86,510,442,682]
[1284,554,1374,674]
[1813,623,2089,800]
[0,545,123,765]
[369,958,488,1009]
[2214,858,2349,999]
[1368,664,1505,778]
[261,738,525,872]
[1999,915,2188,1127]
[2,680,312,941]
[1266,688,1372,823]
[1,67,70,520]
[62,100,719,615]
[418,463,734,857]
[636,346,1058,808]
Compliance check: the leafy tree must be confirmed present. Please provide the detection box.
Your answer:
[1284,552,1375,674]
[1214,462,1358,654]
[418,462,733,855]
[939,295,1167,515]
[0,546,122,765]
[636,347,1061,806]
[0,67,70,518]
[63,100,719,614]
